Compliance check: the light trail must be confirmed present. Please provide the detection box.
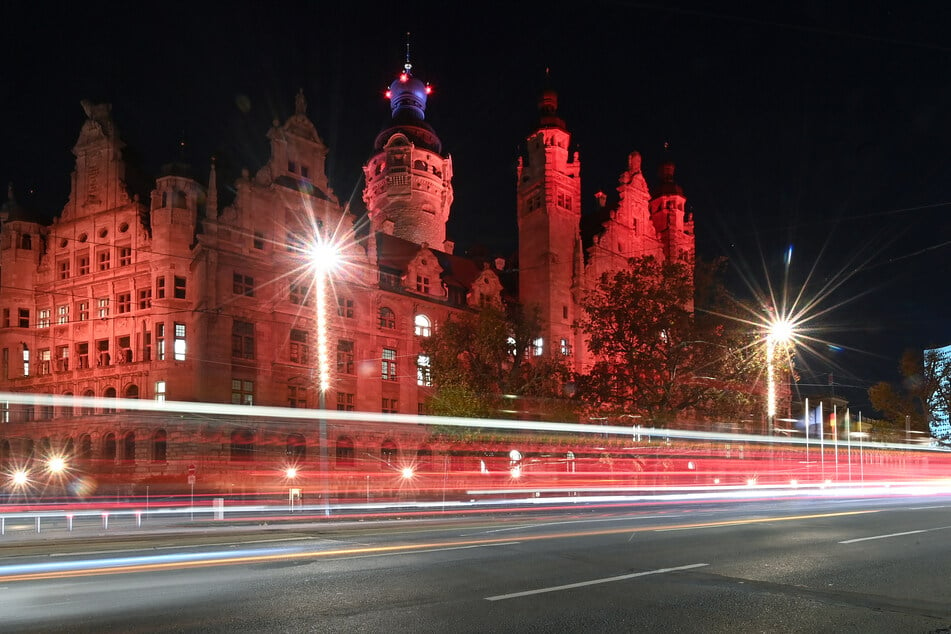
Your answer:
[0,508,880,583]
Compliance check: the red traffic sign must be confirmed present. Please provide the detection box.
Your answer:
[187,464,196,476]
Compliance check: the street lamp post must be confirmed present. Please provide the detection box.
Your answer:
[309,239,341,517]
[766,318,793,436]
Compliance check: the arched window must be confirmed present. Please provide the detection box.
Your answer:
[122,432,136,464]
[59,391,74,418]
[22,438,34,464]
[335,436,354,467]
[413,159,428,171]
[81,389,95,416]
[381,440,398,467]
[378,306,396,329]
[78,435,92,465]
[124,384,139,399]
[414,314,431,337]
[152,429,167,463]
[416,445,434,472]
[103,387,117,413]
[103,433,117,463]
[63,437,75,459]
[286,434,306,461]
[230,429,255,462]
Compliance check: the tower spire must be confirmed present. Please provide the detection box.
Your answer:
[404,31,412,73]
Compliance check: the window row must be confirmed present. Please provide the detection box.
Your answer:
[0,430,169,467]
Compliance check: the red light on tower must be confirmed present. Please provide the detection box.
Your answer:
[399,72,409,83]
[384,89,392,99]
[425,84,432,95]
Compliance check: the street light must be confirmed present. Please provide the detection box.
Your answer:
[308,236,342,516]
[766,317,794,435]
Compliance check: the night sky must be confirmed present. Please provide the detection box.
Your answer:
[3,1,951,411]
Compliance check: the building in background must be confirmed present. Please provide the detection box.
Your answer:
[0,60,693,493]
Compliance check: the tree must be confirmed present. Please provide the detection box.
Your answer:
[575,255,770,426]
[868,347,951,435]
[421,304,571,422]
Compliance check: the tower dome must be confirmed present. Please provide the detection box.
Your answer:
[375,55,441,153]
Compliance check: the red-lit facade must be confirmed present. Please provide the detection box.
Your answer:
[0,64,694,494]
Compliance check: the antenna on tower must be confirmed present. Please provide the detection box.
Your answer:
[404,31,412,73]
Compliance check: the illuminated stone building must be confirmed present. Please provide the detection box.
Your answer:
[0,60,692,493]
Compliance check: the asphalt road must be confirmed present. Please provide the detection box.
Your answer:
[3,494,951,633]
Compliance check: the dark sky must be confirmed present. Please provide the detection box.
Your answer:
[3,1,951,410]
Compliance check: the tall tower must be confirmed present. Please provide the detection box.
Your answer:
[648,155,694,262]
[516,84,581,362]
[363,47,454,252]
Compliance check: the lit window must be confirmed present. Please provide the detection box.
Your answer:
[57,305,69,325]
[414,314,431,337]
[37,309,50,329]
[154,381,166,401]
[173,323,186,361]
[560,338,572,356]
[533,337,544,356]
[97,298,109,319]
[231,379,254,405]
[382,348,397,381]
[417,354,432,386]
[77,301,88,322]
[22,347,29,376]
[38,349,51,375]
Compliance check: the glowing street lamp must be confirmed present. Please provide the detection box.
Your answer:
[766,317,794,435]
[46,455,67,476]
[308,236,342,515]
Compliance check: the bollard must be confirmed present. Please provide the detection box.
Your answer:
[67,514,73,531]
[1,517,4,535]
[102,512,109,530]
[135,511,142,527]
[36,516,41,533]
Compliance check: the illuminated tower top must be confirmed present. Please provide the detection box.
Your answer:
[375,35,441,153]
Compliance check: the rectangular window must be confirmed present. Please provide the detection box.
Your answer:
[416,275,430,293]
[22,348,29,376]
[416,354,432,386]
[37,308,51,329]
[77,255,90,276]
[233,273,254,297]
[97,249,111,271]
[117,335,132,363]
[56,345,69,372]
[77,301,89,322]
[286,230,304,253]
[154,380,166,401]
[97,298,109,319]
[532,337,544,356]
[560,338,572,356]
[382,347,397,381]
[38,348,51,375]
[337,297,354,318]
[336,392,355,412]
[288,384,307,408]
[18,308,29,328]
[76,342,89,369]
[289,329,309,364]
[156,276,166,299]
[288,160,297,173]
[300,165,309,179]
[143,332,152,362]
[563,305,568,319]
[337,339,355,375]
[231,379,254,405]
[118,246,132,266]
[156,323,166,361]
[289,282,311,306]
[96,339,110,367]
[173,323,186,361]
[138,288,152,310]
[253,231,265,250]
[174,276,186,299]
[117,292,132,314]
[58,260,70,280]
[2,308,8,328]
[57,305,69,325]
[382,397,398,414]
[231,320,255,359]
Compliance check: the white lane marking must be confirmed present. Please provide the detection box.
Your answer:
[461,515,672,536]
[840,525,951,544]
[484,563,709,601]
[325,541,521,561]
[909,506,950,510]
